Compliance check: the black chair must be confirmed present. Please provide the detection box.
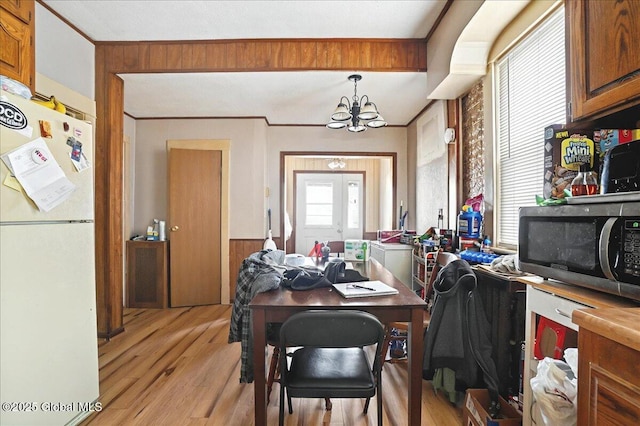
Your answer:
[278,310,385,426]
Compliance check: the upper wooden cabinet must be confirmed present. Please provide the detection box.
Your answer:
[0,0,35,92]
[1,0,33,24]
[567,0,640,121]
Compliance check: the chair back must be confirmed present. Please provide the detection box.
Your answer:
[280,310,384,349]
[327,241,345,256]
[424,251,458,300]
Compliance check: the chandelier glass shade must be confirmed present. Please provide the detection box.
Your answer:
[327,158,346,169]
[326,74,387,132]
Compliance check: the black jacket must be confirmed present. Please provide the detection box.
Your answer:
[422,259,500,403]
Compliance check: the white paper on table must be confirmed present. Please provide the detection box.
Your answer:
[3,138,76,212]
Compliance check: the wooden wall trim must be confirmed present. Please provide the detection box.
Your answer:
[96,38,427,73]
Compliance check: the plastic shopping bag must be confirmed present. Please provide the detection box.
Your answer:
[530,352,578,426]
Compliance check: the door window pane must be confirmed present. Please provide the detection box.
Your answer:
[347,181,360,229]
[306,182,333,226]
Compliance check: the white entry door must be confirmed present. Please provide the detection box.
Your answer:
[295,173,364,255]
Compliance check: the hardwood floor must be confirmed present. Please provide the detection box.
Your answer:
[82,306,463,425]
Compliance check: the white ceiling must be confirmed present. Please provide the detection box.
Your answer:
[41,0,450,125]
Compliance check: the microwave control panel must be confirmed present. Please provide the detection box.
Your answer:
[623,219,640,277]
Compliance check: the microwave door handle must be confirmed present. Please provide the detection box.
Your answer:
[599,217,618,281]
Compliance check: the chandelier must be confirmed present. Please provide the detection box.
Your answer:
[326,74,387,132]
[327,158,346,169]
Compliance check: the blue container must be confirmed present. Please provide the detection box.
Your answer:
[458,211,482,238]
[459,250,499,264]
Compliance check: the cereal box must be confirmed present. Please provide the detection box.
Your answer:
[543,125,597,199]
[594,129,640,156]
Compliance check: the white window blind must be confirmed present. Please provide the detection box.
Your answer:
[495,7,566,247]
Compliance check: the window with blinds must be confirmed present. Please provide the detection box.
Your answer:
[495,6,565,247]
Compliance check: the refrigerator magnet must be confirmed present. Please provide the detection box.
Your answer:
[31,148,48,164]
[71,140,82,162]
[39,120,52,138]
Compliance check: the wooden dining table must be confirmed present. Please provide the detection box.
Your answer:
[249,257,427,425]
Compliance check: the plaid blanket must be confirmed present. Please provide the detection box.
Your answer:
[228,250,283,383]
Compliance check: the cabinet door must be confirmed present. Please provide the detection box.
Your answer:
[1,0,33,24]
[567,0,640,120]
[578,330,640,425]
[0,3,34,91]
[127,241,168,309]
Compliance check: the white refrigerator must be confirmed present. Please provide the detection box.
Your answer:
[0,90,100,425]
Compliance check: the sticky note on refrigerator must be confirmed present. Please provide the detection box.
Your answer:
[3,173,22,191]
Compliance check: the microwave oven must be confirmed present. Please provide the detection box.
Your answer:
[518,202,640,300]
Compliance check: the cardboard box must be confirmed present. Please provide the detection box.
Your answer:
[463,389,522,426]
[344,240,370,261]
[543,125,597,199]
[595,128,640,155]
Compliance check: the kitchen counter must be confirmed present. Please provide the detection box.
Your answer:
[573,307,640,353]
[516,275,638,309]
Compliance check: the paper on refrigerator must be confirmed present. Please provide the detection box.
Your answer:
[1,137,76,212]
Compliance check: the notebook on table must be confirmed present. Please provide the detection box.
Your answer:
[332,280,399,298]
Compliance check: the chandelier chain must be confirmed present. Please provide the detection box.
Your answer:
[352,79,358,103]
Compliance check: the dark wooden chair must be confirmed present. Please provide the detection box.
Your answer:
[266,326,281,403]
[327,241,345,257]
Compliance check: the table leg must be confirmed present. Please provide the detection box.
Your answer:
[408,307,423,426]
[253,309,267,425]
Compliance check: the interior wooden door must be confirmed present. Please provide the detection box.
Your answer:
[168,148,221,307]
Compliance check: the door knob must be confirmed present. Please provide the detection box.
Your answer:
[171,226,179,232]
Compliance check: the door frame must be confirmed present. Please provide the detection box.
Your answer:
[280,151,397,254]
[122,135,131,306]
[167,139,231,304]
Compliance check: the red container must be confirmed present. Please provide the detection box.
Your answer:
[377,230,403,243]
[534,317,576,360]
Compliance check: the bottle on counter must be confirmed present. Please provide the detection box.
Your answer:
[570,165,585,196]
[570,164,598,196]
[584,168,599,195]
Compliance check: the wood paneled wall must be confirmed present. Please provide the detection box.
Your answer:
[94,38,426,337]
[229,238,283,302]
